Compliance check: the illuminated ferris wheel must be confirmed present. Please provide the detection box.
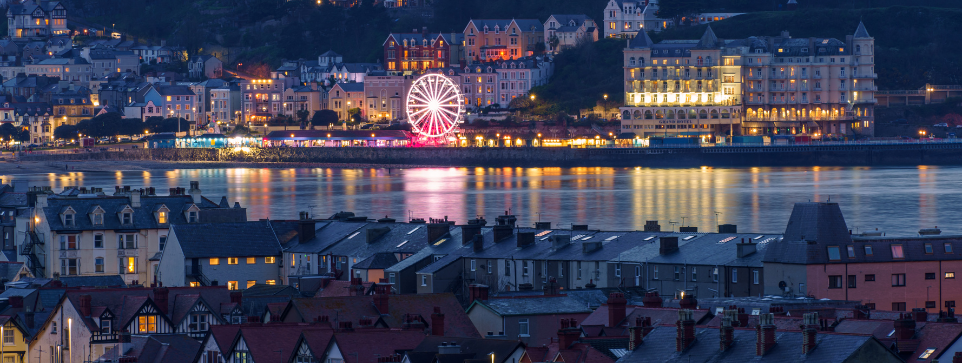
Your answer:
[406,73,464,139]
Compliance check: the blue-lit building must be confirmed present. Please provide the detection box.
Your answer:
[262,130,413,147]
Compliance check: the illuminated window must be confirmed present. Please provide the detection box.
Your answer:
[919,348,936,360]
[227,281,239,290]
[127,257,136,273]
[947,272,956,279]
[247,257,256,264]
[228,257,239,265]
[891,245,904,259]
[158,211,167,224]
[138,315,157,333]
[210,258,220,265]
[189,282,200,287]
[265,257,275,264]
[166,96,171,102]
[246,280,256,289]
[266,280,276,285]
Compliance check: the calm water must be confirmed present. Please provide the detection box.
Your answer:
[0,166,957,236]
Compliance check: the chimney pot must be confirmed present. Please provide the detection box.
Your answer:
[675,310,696,352]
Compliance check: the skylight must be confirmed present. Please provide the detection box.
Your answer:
[407,226,422,235]
[536,230,552,237]
[396,240,409,248]
[754,235,764,240]
[581,236,592,241]
[919,348,936,359]
[643,236,655,241]
[347,232,360,239]
[572,234,586,240]
[683,236,695,241]
[433,238,447,246]
[605,236,618,241]
[718,236,736,244]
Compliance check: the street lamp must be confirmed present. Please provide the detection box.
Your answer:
[603,94,609,120]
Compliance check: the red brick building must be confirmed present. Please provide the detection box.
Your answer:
[382,30,464,73]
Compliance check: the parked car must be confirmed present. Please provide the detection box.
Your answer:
[934,123,949,127]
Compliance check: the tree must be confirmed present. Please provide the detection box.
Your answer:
[0,123,15,140]
[54,124,79,141]
[311,110,338,127]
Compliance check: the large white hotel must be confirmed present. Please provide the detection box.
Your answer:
[619,23,877,139]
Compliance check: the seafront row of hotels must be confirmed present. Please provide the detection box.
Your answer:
[0,180,959,362]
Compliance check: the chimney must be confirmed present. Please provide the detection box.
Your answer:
[675,310,696,352]
[678,293,697,310]
[572,224,588,231]
[77,294,91,316]
[427,222,450,244]
[718,224,737,233]
[153,287,169,314]
[719,315,734,352]
[894,313,917,340]
[607,292,627,327]
[802,312,819,354]
[36,194,48,208]
[461,224,482,245]
[495,212,516,227]
[468,284,489,303]
[298,211,316,242]
[493,224,513,242]
[543,277,561,295]
[130,193,141,208]
[628,318,645,350]
[912,307,927,322]
[954,352,962,363]
[551,235,571,249]
[188,181,202,204]
[557,318,580,349]
[737,239,757,258]
[431,306,445,336]
[755,313,776,356]
[472,234,484,252]
[517,232,534,248]
[367,227,390,243]
[535,221,551,229]
[642,292,663,308]
[853,305,869,320]
[737,308,749,327]
[644,220,660,232]
[374,284,391,313]
[659,237,679,254]
[230,291,243,305]
[8,296,23,309]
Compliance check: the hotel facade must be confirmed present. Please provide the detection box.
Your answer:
[619,23,877,139]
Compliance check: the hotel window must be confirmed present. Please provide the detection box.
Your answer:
[826,246,841,261]
[227,281,239,290]
[891,273,906,287]
[228,257,239,265]
[138,315,157,333]
[247,257,256,264]
[891,245,904,259]
[210,258,220,265]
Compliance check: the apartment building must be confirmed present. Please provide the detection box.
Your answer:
[544,15,598,53]
[463,19,544,62]
[619,24,877,139]
[281,85,322,120]
[328,82,365,121]
[143,84,198,121]
[25,183,246,284]
[23,57,92,86]
[240,71,295,123]
[363,72,406,122]
[209,83,240,123]
[383,31,464,73]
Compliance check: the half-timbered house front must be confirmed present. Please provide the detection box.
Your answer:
[30,286,234,362]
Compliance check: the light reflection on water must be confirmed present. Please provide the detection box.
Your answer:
[2,166,959,235]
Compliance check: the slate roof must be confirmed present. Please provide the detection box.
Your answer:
[42,194,222,232]
[352,252,399,270]
[171,220,283,258]
[100,334,202,363]
[284,221,364,253]
[55,275,126,287]
[154,85,196,96]
[470,295,594,316]
[335,329,427,363]
[332,82,364,92]
[763,202,851,265]
[62,286,231,333]
[582,305,712,328]
[695,26,718,48]
[314,280,373,298]
[409,336,524,363]
[615,326,900,363]
[640,233,775,268]
[854,21,871,38]
[0,262,24,282]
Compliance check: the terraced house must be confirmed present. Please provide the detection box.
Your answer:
[25,183,246,284]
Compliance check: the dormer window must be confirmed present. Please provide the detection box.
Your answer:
[100,320,111,334]
[64,213,74,226]
[122,212,131,224]
[93,212,103,225]
[188,211,198,223]
[158,211,168,224]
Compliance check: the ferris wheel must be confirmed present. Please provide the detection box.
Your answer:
[406,73,464,139]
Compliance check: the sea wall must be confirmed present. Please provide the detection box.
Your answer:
[18,143,962,167]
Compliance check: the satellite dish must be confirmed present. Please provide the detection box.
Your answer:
[778,281,788,289]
